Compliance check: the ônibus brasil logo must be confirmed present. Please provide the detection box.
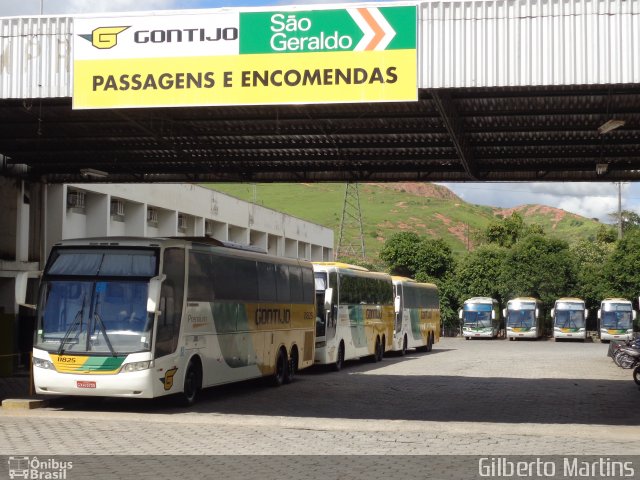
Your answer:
[79,26,130,49]
[7,456,73,479]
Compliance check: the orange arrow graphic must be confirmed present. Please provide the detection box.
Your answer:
[358,8,385,51]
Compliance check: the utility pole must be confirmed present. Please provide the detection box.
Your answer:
[336,182,365,260]
[618,181,623,240]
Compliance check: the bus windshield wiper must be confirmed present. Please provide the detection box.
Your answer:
[93,312,117,357]
[58,310,84,355]
[58,295,86,355]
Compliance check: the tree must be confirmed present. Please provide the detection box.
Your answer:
[596,224,617,244]
[608,209,640,234]
[455,244,508,305]
[500,234,577,314]
[379,232,422,277]
[380,233,455,280]
[604,229,640,300]
[571,239,615,312]
[483,212,524,247]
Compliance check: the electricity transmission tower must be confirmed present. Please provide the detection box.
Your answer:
[336,182,365,260]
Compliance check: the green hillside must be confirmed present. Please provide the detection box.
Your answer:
[203,183,603,260]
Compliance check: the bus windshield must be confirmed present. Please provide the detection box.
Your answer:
[507,310,535,328]
[554,309,585,329]
[35,280,153,355]
[601,310,632,329]
[463,310,492,328]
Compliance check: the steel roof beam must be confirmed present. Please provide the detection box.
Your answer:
[430,90,478,180]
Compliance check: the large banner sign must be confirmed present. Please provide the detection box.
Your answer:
[72,4,417,109]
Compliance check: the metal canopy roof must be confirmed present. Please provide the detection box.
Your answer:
[2,84,640,183]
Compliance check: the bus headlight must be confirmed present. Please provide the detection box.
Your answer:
[33,358,54,369]
[121,361,154,373]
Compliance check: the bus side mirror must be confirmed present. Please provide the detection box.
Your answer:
[633,311,637,321]
[324,288,333,311]
[550,308,555,317]
[535,308,540,318]
[147,274,166,313]
[394,295,401,314]
[458,309,463,320]
[491,310,496,320]
[502,308,507,317]
[584,309,589,318]
[597,309,601,319]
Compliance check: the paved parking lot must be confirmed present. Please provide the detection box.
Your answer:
[1,337,639,474]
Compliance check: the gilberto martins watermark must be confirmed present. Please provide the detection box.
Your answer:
[7,456,73,480]
[479,457,635,478]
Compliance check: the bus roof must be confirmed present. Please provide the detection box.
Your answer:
[555,297,585,303]
[312,262,369,272]
[392,276,416,283]
[601,298,632,304]
[508,297,540,303]
[464,297,497,304]
[50,236,307,267]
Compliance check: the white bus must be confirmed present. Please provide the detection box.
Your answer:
[551,297,588,341]
[460,297,500,339]
[313,262,394,371]
[504,297,544,340]
[597,298,636,342]
[32,237,316,405]
[391,277,440,354]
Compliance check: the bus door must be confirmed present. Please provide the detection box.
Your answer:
[394,284,403,335]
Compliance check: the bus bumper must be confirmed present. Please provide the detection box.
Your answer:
[553,330,586,340]
[463,331,493,338]
[33,368,156,398]
[507,329,538,339]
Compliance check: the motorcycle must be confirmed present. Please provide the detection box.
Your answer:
[614,344,640,369]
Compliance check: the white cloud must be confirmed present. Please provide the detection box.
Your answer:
[441,182,640,223]
[1,0,181,16]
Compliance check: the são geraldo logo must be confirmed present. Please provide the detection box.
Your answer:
[79,26,130,49]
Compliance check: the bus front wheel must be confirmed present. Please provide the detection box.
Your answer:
[180,360,202,407]
[333,342,345,372]
[400,335,408,356]
[633,365,640,386]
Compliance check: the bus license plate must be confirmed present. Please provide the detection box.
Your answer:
[77,381,96,389]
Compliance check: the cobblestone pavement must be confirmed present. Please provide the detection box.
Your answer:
[1,338,639,462]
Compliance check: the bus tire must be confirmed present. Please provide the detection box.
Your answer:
[180,360,202,407]
[380,335,386,360]
[285,347,298,384]
[400,335,408,356]
[333,342,345,372]
[465,337,470,341]
[272,347,288,387]
[633,365,640,386]
[426,333,433,352]
[371,337,381,363]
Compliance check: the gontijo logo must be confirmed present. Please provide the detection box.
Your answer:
[80,26,129,49]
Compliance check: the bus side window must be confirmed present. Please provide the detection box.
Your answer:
[155,248,185,358]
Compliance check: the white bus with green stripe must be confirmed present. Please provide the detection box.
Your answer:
[551,297,588,341]
[503,297,544,340]
[460,297,501,339]
[32,237,316,405]
[597,298,635,342]
[313,263,394,371]
[391,277,440,354]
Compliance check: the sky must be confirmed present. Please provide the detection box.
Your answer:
[1,0,636,223]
